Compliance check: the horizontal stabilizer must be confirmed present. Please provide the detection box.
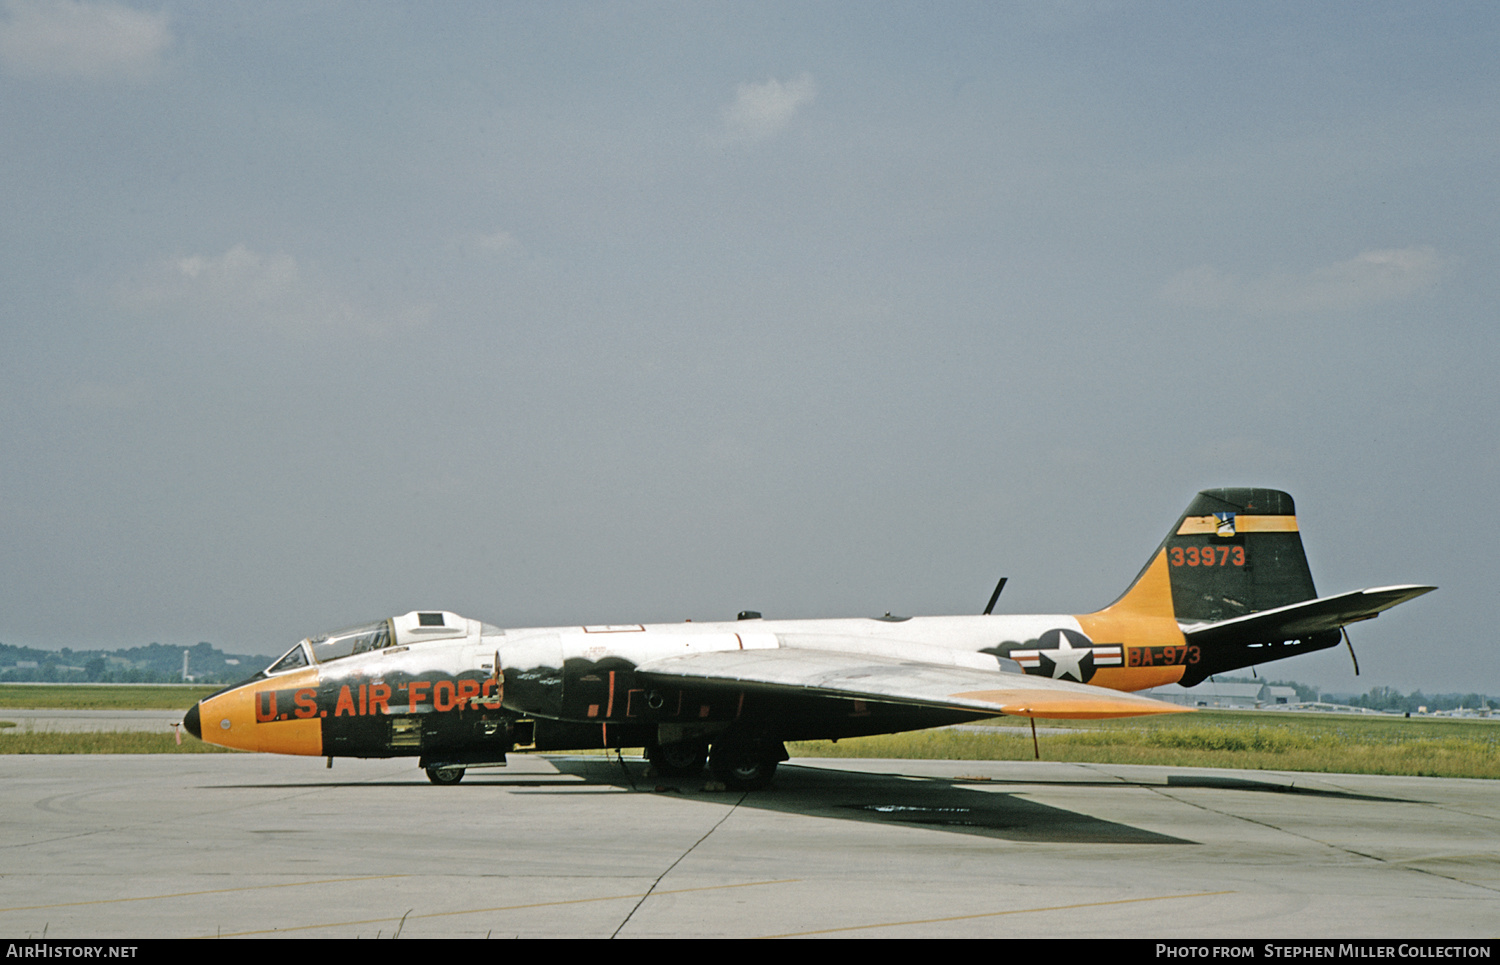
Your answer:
[637,648,1190,720]
[1183,584,1436,646]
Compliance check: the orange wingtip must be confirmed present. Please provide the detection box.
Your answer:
[951,688,1194,720]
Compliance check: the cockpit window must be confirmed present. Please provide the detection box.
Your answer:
[266,644,310,674]
[306,620,394,664]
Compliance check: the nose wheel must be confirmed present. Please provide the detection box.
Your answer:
[425,765,466,785]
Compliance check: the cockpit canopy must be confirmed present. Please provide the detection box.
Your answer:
[263,610,491,675]
[306,620,392,663]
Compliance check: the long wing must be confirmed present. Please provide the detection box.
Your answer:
[1184,584,1436,646]
[635,648,1189,719]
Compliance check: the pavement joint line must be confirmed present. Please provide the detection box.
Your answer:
[2,762,418,856]
[194,878,801,938]
[1116,768,1500,900]
[1093,764,1500,897]
[754,889,1237,938]
[1317,776,1500,827]
[611,790,748,938]
[0,875,412,913]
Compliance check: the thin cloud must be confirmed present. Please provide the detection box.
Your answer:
[118,244,428,337]
[0,0,171,82]
[474,229,522,255]
[718,73,816,144]
[1159,247,1451,314]
[63,378,148,411]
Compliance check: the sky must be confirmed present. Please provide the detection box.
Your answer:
[1,1,1496,696]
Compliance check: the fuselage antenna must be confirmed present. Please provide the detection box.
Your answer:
[983,577,1008,616]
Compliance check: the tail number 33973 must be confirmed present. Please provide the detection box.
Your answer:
[1170,546,1244,567]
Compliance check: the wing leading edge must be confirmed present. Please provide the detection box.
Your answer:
[635,648,1190,720]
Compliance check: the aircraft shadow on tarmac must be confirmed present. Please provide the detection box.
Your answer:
[211,758,1415,847]
[510,759,1417,842]
[1159,773,1411,803]
[514,758,1194,845]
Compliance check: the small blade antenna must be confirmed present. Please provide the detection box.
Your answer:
[983,577,1008,616]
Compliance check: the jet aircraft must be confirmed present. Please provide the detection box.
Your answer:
[183,488,1433,789]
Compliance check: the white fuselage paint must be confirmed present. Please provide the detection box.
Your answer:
[259,614,1089,700]
[484,613,1082,675]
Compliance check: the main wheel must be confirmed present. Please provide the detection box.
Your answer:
[425,765,466,785]
[709,742,779,791]
[646,740,709,777]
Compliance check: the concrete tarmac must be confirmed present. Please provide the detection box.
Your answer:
[0,709,184,733]
[0,754,1495,939]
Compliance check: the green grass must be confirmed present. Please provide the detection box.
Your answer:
[0,730,236,753]
[0,684,227,753]
[0,684,219,710]
[790,711,1500,779]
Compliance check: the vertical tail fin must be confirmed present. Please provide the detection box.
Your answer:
[1106,488,1317,623]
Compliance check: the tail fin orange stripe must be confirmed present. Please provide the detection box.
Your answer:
[1093,549,1174,618]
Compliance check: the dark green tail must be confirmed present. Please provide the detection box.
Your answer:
[1103,488,1431,686]
[1155,487,1317,624]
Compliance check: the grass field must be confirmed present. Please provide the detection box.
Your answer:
[790,711,1500,779]
[2,686,1496,778]
[0,731,235,754]
[0,684,227,754]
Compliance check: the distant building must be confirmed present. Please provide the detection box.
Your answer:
[1148,680,1301,709]
[1265,686,1298,706]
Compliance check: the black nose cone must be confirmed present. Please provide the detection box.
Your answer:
[183,703,202,740]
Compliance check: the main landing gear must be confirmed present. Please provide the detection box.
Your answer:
[646,737,787,790]
[645,740,709,778]
[708,738,787,791]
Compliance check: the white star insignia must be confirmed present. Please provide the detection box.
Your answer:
[1041,636,1088,681]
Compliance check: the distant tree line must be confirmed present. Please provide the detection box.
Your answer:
[1330,685,1494,714]
[0,641,262,685]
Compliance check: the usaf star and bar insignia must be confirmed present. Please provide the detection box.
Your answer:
[1000,628,1123,684]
